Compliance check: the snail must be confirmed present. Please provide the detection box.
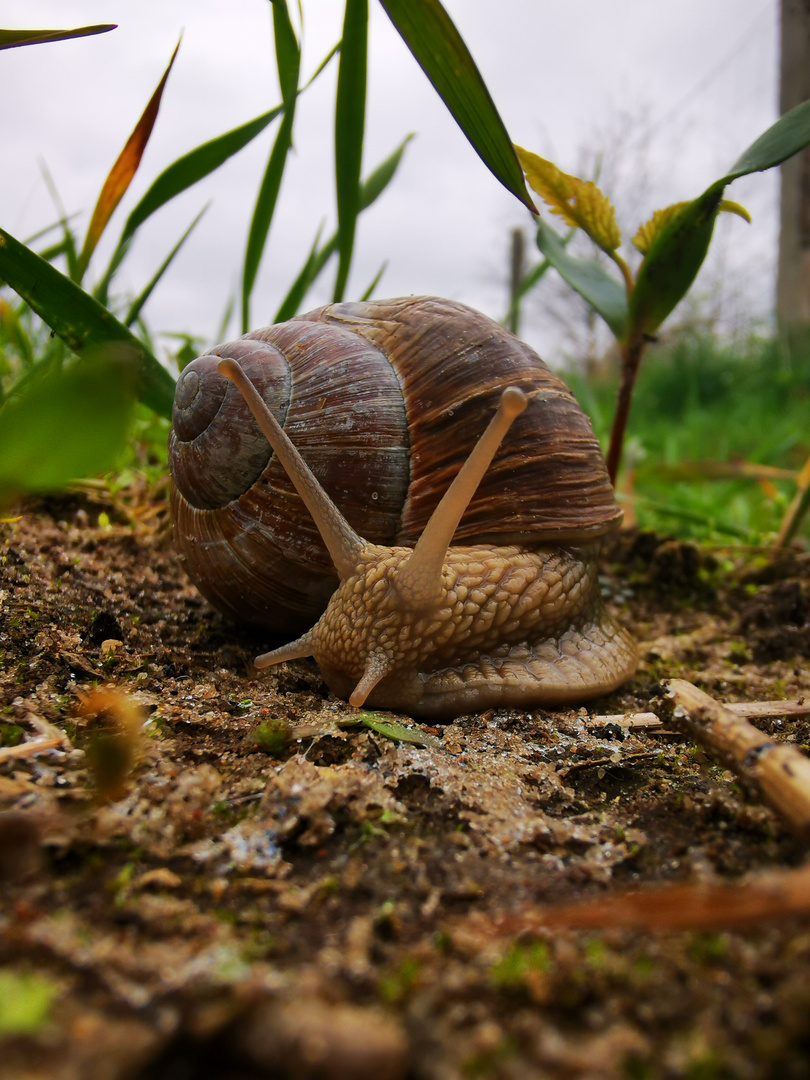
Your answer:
[169,296,636,718]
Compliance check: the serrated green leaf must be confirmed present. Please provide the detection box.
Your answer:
[380,0,535,213]
[0,226,175,416]
[0,354,136,503]
[534,216,628,340]
[628,182,725,338]
[0,25,115,50]
[516,146,620,252]
[333,0,369,302]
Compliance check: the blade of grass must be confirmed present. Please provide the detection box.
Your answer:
[333,0,368,302]
[123,205,209,327]
[274,134,412,321]
[0,225,175,417]
[119,105,287,251]
[241,0,301,331]
[0,25,115,50]
[77,39,181,282]
[379,0,536,214]
[39,163,80,281]
[359,261,387,300]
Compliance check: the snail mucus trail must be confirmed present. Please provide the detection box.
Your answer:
[218,358,636,719]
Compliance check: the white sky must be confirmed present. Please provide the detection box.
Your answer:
[1,1,779,364]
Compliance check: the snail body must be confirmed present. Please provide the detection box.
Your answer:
[170,296,636,718]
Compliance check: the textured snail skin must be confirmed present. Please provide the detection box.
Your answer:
[300,543,637,720]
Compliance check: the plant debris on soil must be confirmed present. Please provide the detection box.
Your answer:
[2,494,810,1080]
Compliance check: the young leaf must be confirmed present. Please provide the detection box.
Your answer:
[725,97,810,181]
[333,0,369,302]
[516,146,621,253]
[633,199,751,255]
[77,39,181,281]
[0,225,175,417]
[0,353,136,504]
[380,0,536,214]
[628,183,726,338]
[0,25,115,50]
[534,216,629,340]
[242,1,301,330]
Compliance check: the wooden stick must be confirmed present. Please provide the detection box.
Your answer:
[724,699,810,720]
[456,863,810,935]
[0,736,64,763]
[661,679,810,837]
[587,712,663,730]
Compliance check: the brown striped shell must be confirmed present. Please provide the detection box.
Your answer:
[169,296,620,634]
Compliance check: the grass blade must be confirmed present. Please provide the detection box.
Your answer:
[274,134,412,321]
[94,104,287,308]
[0,225,175,417]
[380,0,536,213]
[241,1,301,331]
[123,205,208,327]
[359,261,387,300]
[0,26,115,50]
[77,39,181,281]
[121,105,286,249]
[333,0,369,302]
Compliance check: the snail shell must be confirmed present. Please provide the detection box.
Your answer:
[169,296,621,636]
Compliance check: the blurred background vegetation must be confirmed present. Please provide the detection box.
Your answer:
[0,2,808,550]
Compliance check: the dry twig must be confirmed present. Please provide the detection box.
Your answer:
[0,736,64,763]
[455,863,810,936]
[724,699,810,720]
[660,679,810,837]
[587,712,663,730]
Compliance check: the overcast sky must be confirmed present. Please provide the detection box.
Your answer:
[2,0,778,364]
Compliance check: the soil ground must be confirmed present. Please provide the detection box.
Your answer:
[1,493,810,1080]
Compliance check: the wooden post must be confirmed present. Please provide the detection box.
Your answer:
[777,0,810,331]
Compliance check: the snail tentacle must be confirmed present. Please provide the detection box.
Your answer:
[394,387,527,612]
[348,652,394,708]
[217,357,364,578]
[254,633,314,670]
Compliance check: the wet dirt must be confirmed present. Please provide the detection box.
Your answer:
[1,496,809,1080]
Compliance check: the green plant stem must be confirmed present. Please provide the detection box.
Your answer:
[609,249,634,296]
[605,334,648,486]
